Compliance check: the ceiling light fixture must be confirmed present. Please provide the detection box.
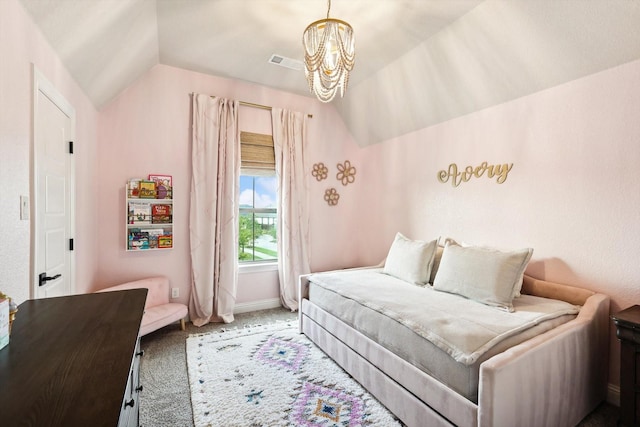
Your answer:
[302,0,355,103]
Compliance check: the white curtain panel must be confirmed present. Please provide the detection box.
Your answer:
[272,108,311,310]
[189,94,240,325]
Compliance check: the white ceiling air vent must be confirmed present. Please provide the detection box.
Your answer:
[269,54,303,71]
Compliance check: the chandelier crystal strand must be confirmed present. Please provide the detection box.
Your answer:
[303,0,355,103]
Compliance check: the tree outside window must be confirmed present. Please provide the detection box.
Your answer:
[238,175,277,262]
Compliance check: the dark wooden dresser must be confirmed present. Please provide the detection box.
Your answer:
[612,304,640,427]
[0,289,147,427]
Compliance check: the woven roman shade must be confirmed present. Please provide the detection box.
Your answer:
[241,131,275,175]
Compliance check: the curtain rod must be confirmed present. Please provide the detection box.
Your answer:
[191,93,312,118]
[239,100,313,119]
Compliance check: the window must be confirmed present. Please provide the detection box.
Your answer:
[239,175,277,262]
[239,131,277,263]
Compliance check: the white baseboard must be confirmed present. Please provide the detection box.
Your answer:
[607,383,620,407]
[234,298,282,314]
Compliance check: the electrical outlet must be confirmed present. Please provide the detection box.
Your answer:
[171,288,179,298]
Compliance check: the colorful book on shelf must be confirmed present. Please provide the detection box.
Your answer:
[138,180,157,198]
[156,184,172,200]
[141,228,165,237]
[149,174,172,199]
[127,178,142,198]
[141,228,165,249]
[129,201,151,224]
[148,174,172,188]
[158,234,173,248]
[151,204,172,224]
[128,230,150,250]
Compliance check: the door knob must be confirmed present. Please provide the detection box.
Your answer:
[39,272,61,287]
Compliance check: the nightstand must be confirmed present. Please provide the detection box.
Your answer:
[612,305,640,427]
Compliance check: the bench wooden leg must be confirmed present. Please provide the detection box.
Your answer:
[180,318,186,331]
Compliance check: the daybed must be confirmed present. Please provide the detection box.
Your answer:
[298,234,610,427]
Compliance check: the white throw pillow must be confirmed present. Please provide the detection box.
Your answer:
[429,236,458,284]
[433,237,528,296]
[383,233,438,286]
[429,246,445,284]
[432,242,533,311]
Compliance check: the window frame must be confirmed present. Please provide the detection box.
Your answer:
[238,131,278,265]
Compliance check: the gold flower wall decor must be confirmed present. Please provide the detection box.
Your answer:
[311,162,329,181]
[336,160,356,186]
[324,188,340,206]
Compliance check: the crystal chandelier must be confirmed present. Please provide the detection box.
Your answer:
[302,0,355,103]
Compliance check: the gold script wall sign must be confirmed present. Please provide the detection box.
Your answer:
[437,162,513,187]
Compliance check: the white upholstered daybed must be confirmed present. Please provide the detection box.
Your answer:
[298,235,610,427]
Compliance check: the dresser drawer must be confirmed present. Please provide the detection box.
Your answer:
[119,337,142,427]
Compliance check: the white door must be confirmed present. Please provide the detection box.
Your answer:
[32,68,75,299]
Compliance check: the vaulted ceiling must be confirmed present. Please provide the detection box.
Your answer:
[19,0,640,146]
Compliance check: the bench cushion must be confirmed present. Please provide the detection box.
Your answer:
[140,303,188,336]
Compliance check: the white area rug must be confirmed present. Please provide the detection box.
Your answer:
[186,322,402,427]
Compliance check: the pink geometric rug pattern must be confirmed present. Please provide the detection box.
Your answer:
[186,322,402,426]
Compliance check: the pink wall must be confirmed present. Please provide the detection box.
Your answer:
[0,0,100,303]
[96,64,362,306]
[96,59,639,391]
[354,59,640,390]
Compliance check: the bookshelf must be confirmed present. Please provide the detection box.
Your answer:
[126,177,173,251]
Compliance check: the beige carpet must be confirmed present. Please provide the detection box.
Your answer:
[139,307,618,426]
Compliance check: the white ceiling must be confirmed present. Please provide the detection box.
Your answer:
[19,0,640,146]
[20,0,483,106]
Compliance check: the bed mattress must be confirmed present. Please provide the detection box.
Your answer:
[308,270,577,402]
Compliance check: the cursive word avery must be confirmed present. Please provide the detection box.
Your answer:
[437,162,513,187]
